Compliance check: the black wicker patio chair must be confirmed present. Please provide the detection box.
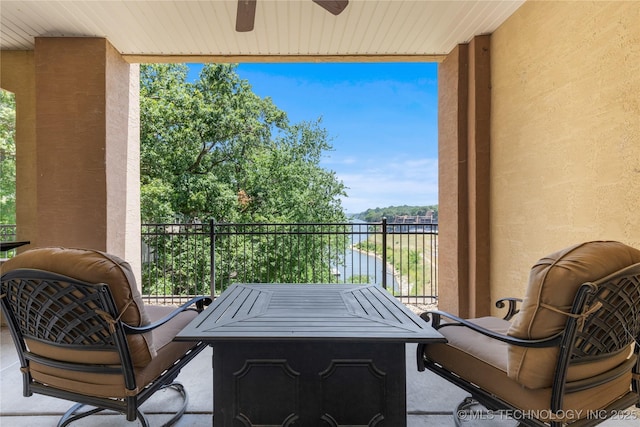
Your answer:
[0,247,211,427]
[417,241,640,427]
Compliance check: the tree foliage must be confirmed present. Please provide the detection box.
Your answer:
[140,63,346,224]
[0,90,16,224]
[139,63,348,295]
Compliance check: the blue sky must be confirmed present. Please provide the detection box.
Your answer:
[189,62,438,214]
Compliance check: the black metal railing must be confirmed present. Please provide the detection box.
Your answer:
[0,224,20,258]
[141,222,212,306]
[0,224,17,241]
[141,219,438,305]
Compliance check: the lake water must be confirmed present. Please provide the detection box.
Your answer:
[331,221,400,289]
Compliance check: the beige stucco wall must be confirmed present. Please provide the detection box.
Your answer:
[125,63,142,280]
[105,42,141,278]
[1,40,141,285]
[490,1,640,305]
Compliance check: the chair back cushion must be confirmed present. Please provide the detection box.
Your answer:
[507,241,640,389]
[2,247,156,365]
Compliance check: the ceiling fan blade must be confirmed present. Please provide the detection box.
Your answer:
[312,0,349,15]
[236,0,257,32]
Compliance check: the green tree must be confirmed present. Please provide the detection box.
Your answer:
[140,63,346,223]
[140,63,290,222]
[240,119,346,223]
[0,90,16,224]
[140,63,348,295]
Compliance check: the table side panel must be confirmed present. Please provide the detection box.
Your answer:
[214,341,407,427]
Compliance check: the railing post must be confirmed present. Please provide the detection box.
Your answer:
[210,219,215,298]
[382,217,387,290]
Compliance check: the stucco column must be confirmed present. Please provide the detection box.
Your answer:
[34,37,141,280]
[438,35,491,317]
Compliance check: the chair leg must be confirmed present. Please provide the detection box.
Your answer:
[454,397,528,426]
[455,396,481,427]
[57,404,106,427]
[137,409,151,427]
[56,382,186,427]
[159,382,188,427]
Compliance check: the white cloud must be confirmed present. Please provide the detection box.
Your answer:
[338,158,438,213]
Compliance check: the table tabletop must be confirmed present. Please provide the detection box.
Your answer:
[176,283,445,343]
[0,241,30,252]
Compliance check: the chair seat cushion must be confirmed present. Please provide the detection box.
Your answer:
[424,316,633,421]
[28,305,200,399]
[436,316,510,372]
[134,305,201,394]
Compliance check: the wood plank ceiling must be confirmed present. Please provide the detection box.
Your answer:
[1,0,525,62]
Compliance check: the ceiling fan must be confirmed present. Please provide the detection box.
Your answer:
[236,0,349,32]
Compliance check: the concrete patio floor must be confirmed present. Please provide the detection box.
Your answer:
[1,327,638,426]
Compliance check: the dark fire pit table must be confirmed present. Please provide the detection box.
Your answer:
[176,283,445,426]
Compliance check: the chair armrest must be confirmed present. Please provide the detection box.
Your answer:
[495,297,522,321]
[420,310,562,348]
[123,296,212,334]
